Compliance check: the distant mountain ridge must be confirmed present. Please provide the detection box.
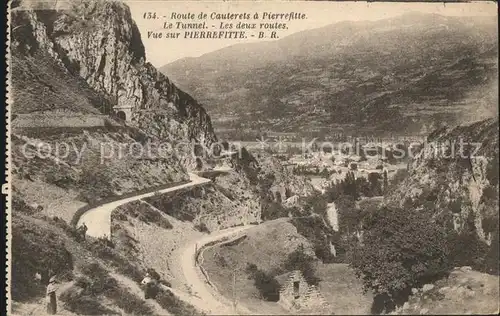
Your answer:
[162,12,498,137]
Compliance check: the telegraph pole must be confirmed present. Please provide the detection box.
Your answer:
[194,243,198,266]
[232,269,237,311]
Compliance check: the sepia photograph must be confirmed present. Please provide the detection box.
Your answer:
[5,0,499,315]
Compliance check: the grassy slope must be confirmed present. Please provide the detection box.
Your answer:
[143,181,261,232]
[12,126,188,222]
[316,263,373,315]
[11,51,108,115]
[10,210,168,315]
[111,200,204,287]
[9,8,199,315]
[201,220,372,314]
[11,44,190,220]
[201,220,308,314]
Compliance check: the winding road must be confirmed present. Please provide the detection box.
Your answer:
[179,225,257,315]
[76,167,258,314]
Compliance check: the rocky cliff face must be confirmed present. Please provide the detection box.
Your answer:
[392,266,499,315]
[13,1,217,166]
[386,119,499,243]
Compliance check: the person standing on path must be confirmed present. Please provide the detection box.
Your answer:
[78,222,88,241]
[46,276,58,315]
[141,272,158,299]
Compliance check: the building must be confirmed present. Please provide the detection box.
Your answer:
[277,270,330,313]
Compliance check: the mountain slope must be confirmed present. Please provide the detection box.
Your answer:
[162,12,498,137]
[385,118,499,269]
[10,2,316,313]
[14,2,216,149]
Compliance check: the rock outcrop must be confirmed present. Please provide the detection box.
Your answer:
[392,267,499,315]
[386,119,499,243]
[12,1,217,169]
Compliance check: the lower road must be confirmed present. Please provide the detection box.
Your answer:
[179,225,257,315]
[78,167,257,314]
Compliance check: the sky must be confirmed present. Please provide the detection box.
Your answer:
[124,0,497,67]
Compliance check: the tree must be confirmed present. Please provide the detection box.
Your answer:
[246,263,280,301]
[388,169,409,191]
[355,177,372,197]
[303,192,328,217]
[195,158,203,171]
[336,195,358,234]
[283,245,320,286]
[359,148,367,162]
[383,170,389,193]
[446,211,490,272]
[351,207,450,311]
[368,172,382,196]
[342,171,359,199]
[70,0,97,20]
[321,167,329,177]
[275,191,282,204]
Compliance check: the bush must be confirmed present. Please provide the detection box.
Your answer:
[447,211,499,275]
[78,165,115,202]
[12,197,37,215]
[485,155,499,184]
[47,216,80,240]
[302,192,328,217]
[115,262,144,284]
[388,169,409,190]
[105,286,153,315]
[260,198,289,221]
[113,227,138,257]
[115,202,174,229]
[291,216,335,263]
[86,237,117,261]
[350,207,450,311]
[447,230,489,271]
[245,263,281,301]
[11,217,74,301]
[194,222,210,233]
[78,263,118,296]
[484,229,499,275]
[64,259,152,314]
[282,245,320,286]
[60,289,117,315]
[156,288,204,315]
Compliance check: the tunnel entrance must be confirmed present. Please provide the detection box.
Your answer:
[116,111,127,121]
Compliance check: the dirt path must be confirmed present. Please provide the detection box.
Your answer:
[78,173,211,238]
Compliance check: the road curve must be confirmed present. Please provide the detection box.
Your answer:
[77,167,257,314]
[77,173,211,238]
[180,225,257,315]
